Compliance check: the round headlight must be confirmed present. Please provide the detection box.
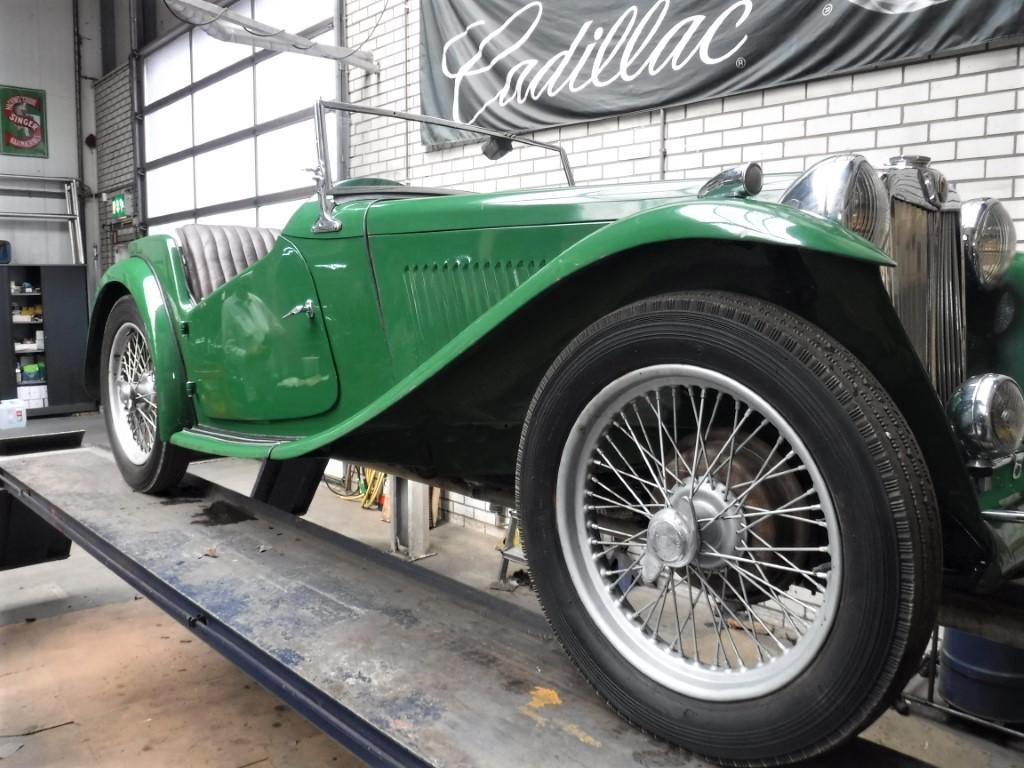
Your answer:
[961,198,1016,288]
[780,155,890,249]
[947,374,1024,461]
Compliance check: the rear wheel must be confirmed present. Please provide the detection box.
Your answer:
[517,291,940,766]
[101,296,189,493]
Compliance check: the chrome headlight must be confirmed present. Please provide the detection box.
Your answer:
[948,374,1024,461]
[961,198,1016,288]
[781,155,890,248]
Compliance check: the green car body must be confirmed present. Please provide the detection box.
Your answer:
[86,100,1024,766]
[85,173,1024,591]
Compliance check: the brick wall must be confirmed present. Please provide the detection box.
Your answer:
[95,64,137,273]
[346,1,1022,243]
[438,492,510,539]
[345,2,1022,529]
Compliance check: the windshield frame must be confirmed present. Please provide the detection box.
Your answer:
[308,98,575,233]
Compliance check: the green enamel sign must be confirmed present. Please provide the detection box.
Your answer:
[0,85,47,158]
[111,192,128,220]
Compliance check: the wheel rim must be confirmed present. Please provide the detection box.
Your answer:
[107,322,158,465]
[556,364,842,701]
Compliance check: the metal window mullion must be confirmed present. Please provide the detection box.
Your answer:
[252,36,260,224]
[130,2,148,235]
[189,27,197,222]
[145,185,315,227]
[142,18,334,116]
[144,107,313,173]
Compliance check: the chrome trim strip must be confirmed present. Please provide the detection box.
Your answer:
[981,510,1024,523]
[188,426,288,445]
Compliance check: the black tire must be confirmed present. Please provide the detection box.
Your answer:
[516,291,941,766]
[101,295,189,493]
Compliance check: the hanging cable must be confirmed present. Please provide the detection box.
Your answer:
[335,0,389,64]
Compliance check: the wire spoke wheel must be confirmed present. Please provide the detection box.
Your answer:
[557,364,841,701]
[107,321,158,465]
[521,293,940,764]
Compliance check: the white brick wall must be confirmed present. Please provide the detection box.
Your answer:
[438,491,509,539]
[346,0,1023,245]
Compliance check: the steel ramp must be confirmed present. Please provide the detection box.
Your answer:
[0,447,931,768]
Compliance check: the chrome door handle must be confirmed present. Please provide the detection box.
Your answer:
[282,299,315,320]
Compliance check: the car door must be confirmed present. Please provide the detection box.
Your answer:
[181,238,340,423]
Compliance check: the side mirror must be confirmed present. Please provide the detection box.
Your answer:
[482,136,514,161]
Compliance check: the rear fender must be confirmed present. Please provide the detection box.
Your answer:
[85,256,192,441]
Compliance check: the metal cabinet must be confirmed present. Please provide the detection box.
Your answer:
[2,265,94,416]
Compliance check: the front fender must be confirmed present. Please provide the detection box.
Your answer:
[86,256,192,441]
[554,197,894,272]
[270,198,892,460]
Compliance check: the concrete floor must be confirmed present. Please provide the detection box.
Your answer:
[1,413,1022,767]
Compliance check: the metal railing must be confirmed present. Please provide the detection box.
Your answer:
[0,173,84,265]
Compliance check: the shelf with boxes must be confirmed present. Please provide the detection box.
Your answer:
[8,268,48,409]
[1,264,92,416]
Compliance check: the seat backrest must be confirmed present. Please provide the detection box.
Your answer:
[175,223,280,301]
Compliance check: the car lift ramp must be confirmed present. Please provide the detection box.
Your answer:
[0,446,927,768]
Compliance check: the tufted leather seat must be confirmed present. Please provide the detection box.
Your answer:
[175,223,280,301]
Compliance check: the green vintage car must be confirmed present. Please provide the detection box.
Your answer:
[86,100,1023,765]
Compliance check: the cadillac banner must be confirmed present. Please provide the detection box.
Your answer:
[420,0,1022,146]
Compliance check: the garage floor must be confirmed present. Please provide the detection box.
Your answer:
[1,414,1022,767]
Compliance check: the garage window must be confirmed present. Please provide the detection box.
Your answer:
[141,1,335,231]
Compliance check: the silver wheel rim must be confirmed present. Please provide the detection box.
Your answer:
[107,322,157,465]
[556,364,841,701]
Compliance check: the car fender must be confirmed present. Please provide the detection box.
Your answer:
[85,255,192,441]
[546,196,895,274]
[271,198,893,459]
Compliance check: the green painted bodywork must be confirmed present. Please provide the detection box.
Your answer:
[89,180,897,461]
[975,250,1024,580]
[86,177,1024,583]
[990,252,1024,390]
[181,238,339,422]
[89,249,192,442]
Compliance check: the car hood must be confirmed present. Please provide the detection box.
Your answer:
[364,174,800,236]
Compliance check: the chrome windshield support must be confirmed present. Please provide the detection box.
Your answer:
[981,510,1024,523]
[311,99,341,234]
[319,99,575,188]
[308,98,576,233]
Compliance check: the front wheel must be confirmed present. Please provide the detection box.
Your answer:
[517,292,941,766]
[101,295,189,493]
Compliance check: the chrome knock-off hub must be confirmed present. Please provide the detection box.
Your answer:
[647,506,699,567]
[643,479,743,580]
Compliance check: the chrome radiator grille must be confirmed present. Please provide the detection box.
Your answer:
[883,199,966,404]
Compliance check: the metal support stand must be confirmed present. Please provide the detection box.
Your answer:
[252,456,328,516]
[491,513,527,592]
[389,476,434,562]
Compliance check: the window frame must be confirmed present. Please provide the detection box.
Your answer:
[140,14,335,230]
